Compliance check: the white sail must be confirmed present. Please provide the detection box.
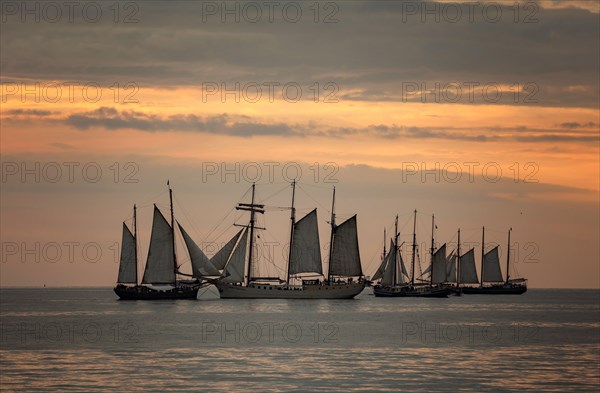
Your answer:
[431,243,447,284]
[210,229,243,270]
[400,253,408,279]
[221,228,248,283]
[117,222,137,283]
[483,246,504,282]
[178,223,220,277]
[289,209,323,275]
[142,205,176,285]
[459,248,479,284]
[446,250,457,282]
[329,215,363,277]
[373,239,394,281]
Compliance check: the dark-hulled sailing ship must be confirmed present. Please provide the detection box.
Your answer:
[114,183,207,300]
[214,182,366,299]
[372,211,450,298]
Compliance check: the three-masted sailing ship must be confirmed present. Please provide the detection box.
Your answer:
[214,182,366,299]
[372,211,450,297]
[114,183,212,300]
[460,227,527,295]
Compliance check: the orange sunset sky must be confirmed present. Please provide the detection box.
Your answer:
[1,0,598,287]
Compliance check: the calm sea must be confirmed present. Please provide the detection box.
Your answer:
[1,288,599,392]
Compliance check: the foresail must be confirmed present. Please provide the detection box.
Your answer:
[221,228,248,283]
[210,229,243,270]
[329,215,363,277]
[142,205,176,285]
[117,222,137,283]
[459,248,479,284]
[289,209,323,275]
[380,242,396,286]
[373,239,394,281]
[178,223,220,277]
[431,243,447,284]
[446,251,457,282]
[483,246,504,282]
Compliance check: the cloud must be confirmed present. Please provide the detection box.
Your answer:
[4,109,56,116]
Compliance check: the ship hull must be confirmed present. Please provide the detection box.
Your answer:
[461,285,527,295]
[373,285,450,298]
[215,282,365,299]
[114,285,200,300]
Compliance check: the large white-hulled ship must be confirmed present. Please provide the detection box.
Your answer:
[214,182,366,299]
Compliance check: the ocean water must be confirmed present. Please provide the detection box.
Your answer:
[1,288,598,392]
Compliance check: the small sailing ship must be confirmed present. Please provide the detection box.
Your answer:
[214,182,366,299]
[373,211,450,298]
[461,228,527,295]
[114,183,204,300]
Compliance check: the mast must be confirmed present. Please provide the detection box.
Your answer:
[457,228,461,287]
[134,204,138,286]
[410,209,417,287]
[247,183,257,286]
[506,227,512,284]
[393,215,399,286]
[327,187,336,283]
[480,226,485,287]
[430,214,435,287]
[286,180,296,284]
[168,181,177,282]
[383,227,386,262]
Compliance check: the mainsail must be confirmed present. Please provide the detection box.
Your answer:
[117,222,137,283]
[289,209,323,275]
[459,248,479,284]
[329,215,363,277]
[446,250,457,282]
[221,228,248,283]
[431,243,447,284]
[142,205,176,285]
[210,229,243,270]
[178,223,220,277]
[380,242,397,286]
[483,246,504,282]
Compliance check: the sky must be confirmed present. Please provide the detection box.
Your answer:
[1,0,598,288]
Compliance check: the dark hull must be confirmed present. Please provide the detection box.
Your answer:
[373,286,450,298]
[114,285,199,300]
[462,285,527,295]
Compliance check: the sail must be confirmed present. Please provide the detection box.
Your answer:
[221,228,248,283]
[373,239,394,281]
[483,246,504,282]
[431,243,447,284]
[289,209,323,275]
[117,222,137,283]
[446,250,457,282]
[459,248,479,284]
[380,243,397,286]
[142,205,176,285]
[178,223,220,277]
[400,253,408,279]
[210,229,243,270]
[329,215,363,277]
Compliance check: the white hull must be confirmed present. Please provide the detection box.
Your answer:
[215,282,365,299]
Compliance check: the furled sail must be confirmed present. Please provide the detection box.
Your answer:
[431,243,447,284]
[446,251,457,282]
[373,239,394,281]
[117,222,137,283]
[142,205,176,285]
[210,229,243,270]
[289,209,323,275]
[221,228,248,283]
[178,223,220,277]
[459,248,479,284]
[483,246,504,282]
[329,215,363,277]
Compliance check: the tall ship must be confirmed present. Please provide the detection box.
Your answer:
[461,228,527,295]
[214,182,366,299]
[114,183,215,300]
[372,211,450,298]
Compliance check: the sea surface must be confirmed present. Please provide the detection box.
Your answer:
[1,288,599,392]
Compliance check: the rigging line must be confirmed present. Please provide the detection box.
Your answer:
[297,184,331,215]
[259,183,289,203]
[203,186,251,241]
[300,182,337,191]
